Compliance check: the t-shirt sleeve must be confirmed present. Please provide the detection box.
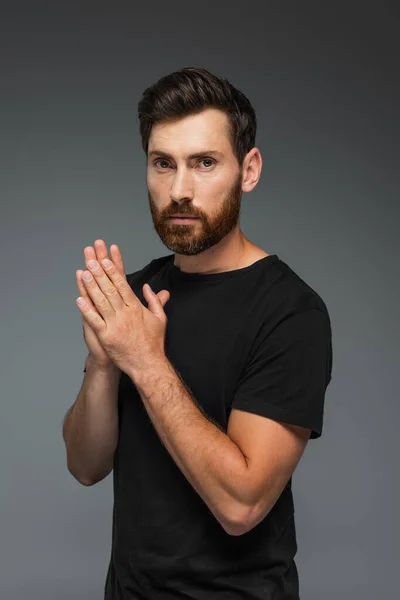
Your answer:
[230,308,332,439]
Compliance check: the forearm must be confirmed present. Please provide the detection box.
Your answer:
[132,358,250,533]
[63,358,121,485]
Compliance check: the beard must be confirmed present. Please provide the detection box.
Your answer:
[147,172,243,256]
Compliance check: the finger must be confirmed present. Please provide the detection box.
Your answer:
[109,244,126,278]
[157,289,170,306]
[76,292,106,332]
[99,259,140,309]
[85,259,126,311]
[90,240,126,278]
[76,270,99,312]
[143,283,169,319]
[84,244,101,269]
[93,240,109,265]
[82,243,124,315]
[81,268,116,318]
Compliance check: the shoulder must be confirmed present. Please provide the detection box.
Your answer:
[269,259,333,379]
[268,256,331,322]
[248,256,332,360]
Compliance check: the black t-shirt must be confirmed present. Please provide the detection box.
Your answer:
[83,253,333,599]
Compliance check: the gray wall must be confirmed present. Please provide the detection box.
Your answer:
[1,2,398,598]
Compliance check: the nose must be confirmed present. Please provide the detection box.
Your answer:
[169,168,194,203]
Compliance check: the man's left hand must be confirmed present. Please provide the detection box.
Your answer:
[77,258,171,378]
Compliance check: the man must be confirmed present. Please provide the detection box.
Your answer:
[63,67,333,599]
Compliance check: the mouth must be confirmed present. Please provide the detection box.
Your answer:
[168,216,199,223]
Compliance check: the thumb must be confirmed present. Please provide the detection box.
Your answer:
[157,289,170,307]
[143,283,170,317]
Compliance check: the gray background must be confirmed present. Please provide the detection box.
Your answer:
[1,1,399,598]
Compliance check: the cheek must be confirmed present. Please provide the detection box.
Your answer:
[147,182,161,202]
[196,175,228,197]
[147,173,168,196]
[146,170,155,189]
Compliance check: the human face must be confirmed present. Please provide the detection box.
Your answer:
[146,108,244,256]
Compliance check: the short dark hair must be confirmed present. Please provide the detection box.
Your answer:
[137,67,257,167]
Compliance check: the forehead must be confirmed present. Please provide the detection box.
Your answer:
[148,108,232,156]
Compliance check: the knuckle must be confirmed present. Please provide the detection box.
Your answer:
[105,284,119,297]
[97,296,109,310]
[92,313,103,328]
[115,277,127,290]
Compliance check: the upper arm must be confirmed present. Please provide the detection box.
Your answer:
[227,409,311,531]
[226,308,332,532]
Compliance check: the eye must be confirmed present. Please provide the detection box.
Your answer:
[152,157,216,170]
[154,159,170,169]
[200,158,215,168]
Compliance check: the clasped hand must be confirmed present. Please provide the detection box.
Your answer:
[77,257,170,378]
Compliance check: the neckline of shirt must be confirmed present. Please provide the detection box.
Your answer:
[167,253,280,282]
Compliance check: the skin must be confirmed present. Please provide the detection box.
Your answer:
[146,107,269,274]
[76,241,170,369]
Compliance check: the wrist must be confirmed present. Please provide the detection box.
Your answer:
[86,355,121,377]
[130,355,171,393]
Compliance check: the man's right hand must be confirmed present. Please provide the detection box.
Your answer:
[77,239,170,371]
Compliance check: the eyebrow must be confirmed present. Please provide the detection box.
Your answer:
[148,149,223,160]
